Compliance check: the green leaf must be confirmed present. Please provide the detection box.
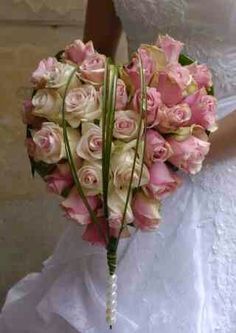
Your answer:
[179,53,195,66]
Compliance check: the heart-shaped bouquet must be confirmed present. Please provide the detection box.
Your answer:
[22,35,217,328]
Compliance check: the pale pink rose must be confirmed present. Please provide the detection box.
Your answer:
[45,163,73,195]
[25,137,36,157]
[79,53,106,84]
[64,40,95,65]
[32,122,79,164]
[111,147,150,189]
[123,48,156,90]
[32,89,62,123]
[165,63,192,90]
[77,161,102,195]
[76,123,102,160]
[61,187,100,225]
[22,99,43,128]
[167,135,210,174]
[158,103,192,132]
[65,85,100,128]
[31,57,76,89]
[145,130,173,166]
[185,89,217,131]
[132,87,162,126]
[132,191,161,231]
[157,34,184,63]
[146,161,181,199]
[187,63,213,89]
[108,187,134,229]
[115,79,128,110]
[155,72,183,106]
[113,110,141,141]
[82,217,108,246]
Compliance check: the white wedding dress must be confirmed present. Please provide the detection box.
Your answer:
[1,1,236,332]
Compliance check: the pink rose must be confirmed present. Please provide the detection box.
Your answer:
[145,129,173,166]
[115,79,128,110]
[76,123,102,160]
[123,48,156,90]
[165,63,192,90]
[31,57,76,89]
[155,72,183,106]
[132,87,162,127]
[79,53,106,85]
[22,99,43,128]
[157,34,184,63]
[32,122,79,164]
[77,161,102,195]
[82,217,108,246]
[167,134,210,174]
[61,188,100,225]
[132,191,161,231]
[158,103,192,132]
[65,85,100,128]
[64,40,95,65]
[185,89,217,131]
[45,163,73,195]
[113,110,141,141]
[187,63,213,89]
[146,161,181,199]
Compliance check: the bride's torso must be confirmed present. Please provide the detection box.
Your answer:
[113,0,236,102]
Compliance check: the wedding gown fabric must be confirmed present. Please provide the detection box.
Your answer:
[1,1,236,332]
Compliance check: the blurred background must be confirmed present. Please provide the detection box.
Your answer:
[0,0,127,306]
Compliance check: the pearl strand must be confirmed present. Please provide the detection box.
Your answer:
[106,273,118,329]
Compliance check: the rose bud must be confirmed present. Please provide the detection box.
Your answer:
[145,161,181,199]
[113,110,141,142]
[32,122,79,164]
[79,53,106,85]
[132,190,161,231]
[44,163,73,196]
[61,187,100,225]
[32,89,62,123]
[186,63,213,89]
[144,129,173,166]
[156,34,184,64]
[115,79,128,110]
[65,85,100,128]
[76,123,103,160]
[157,103,192,133]
[167,133,210,174]
[77,161,102,196]
[64,39,95,65]
[132,87,162,127]
[185,88,217,132]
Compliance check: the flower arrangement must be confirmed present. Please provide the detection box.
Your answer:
[22,35,217,328]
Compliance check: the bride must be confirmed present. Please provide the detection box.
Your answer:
[1,0,236,332]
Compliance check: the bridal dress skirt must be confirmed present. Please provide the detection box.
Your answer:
[1,97,236,333]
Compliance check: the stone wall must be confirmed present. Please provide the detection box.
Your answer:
[0,0,127,305]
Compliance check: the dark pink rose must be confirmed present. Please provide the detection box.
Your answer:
[82,216,108,247]
[132,87,162,126]
[157,34,184,63]
[156,72,183,106]
[79,53,106,84]
[132,191,161,231]
[146,161,181,199]
[187,63,213,89]
[145,129,173,166]
[22,99,43,128]
[123,48,156,90]
[45,163,73,195]
[115,79,128,110]
[64,40,95,65]
[167,134,210,174]
[185,89,217,131]
[61,188,100,225]
[158,103,192,132]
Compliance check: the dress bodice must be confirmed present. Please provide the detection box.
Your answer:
[113,0,236,102]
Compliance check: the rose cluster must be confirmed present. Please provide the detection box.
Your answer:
[23,35,216,246]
